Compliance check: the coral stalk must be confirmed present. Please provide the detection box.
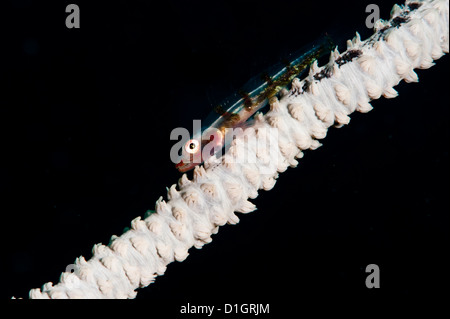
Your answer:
[27,0,448,299]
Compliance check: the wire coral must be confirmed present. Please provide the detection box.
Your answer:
[26,0,448,299]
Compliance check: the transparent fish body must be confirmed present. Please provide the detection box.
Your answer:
[176,36,335,172]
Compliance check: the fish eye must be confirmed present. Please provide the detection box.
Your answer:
[185,139,200,154]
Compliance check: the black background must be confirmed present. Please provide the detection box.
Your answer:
[1,0,449,311]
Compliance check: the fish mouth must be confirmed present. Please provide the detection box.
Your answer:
[175,160,197,172]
